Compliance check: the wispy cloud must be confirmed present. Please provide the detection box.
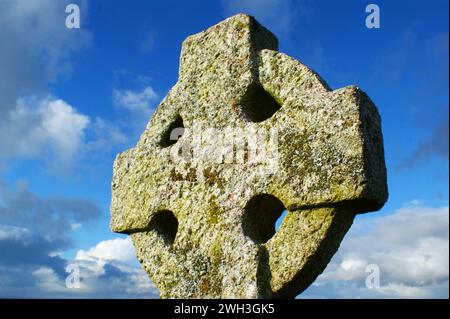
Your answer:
[374,24,418,82]
[84,117,129,154]
[140,30,156,54]
[399,33,449,170]
[113,86,158,115]
[112,85,159,135]
[301,203,449,298]
[425,32,449,71]
[398,122,449,170]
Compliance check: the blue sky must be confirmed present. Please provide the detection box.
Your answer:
[0,0,448,298]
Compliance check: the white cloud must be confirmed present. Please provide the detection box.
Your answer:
[0,1,156,169]
[2,198,448,298]
[0,222,158,298]
[28,256,158,298]
[301,204,449,298]
[76,237,137,264]
[62,237,157,298]
[0,94,136,170]
[0,1,94,167]
[0,1,131,170]
[75,258,158,298]
[113,86,158,114]
[0,96,89,165]
[0,0,91,117]
[0,224,31,242]
[38,100,89,156]
[69,237,158,297]
[33,266,67,293]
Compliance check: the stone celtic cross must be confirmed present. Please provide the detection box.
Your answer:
[110,14,388,298]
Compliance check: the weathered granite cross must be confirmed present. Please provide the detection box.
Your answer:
[110,14,388,298]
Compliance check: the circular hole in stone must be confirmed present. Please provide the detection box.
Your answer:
[242,194,286,244]
[150,210,178,245]
[159,115,184,147]
[240,84,282,123]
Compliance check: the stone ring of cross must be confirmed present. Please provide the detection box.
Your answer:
[110,14,388,299]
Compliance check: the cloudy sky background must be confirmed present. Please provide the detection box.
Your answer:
[0,0,448,298]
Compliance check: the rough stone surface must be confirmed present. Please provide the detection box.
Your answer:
[110,14,388,298]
